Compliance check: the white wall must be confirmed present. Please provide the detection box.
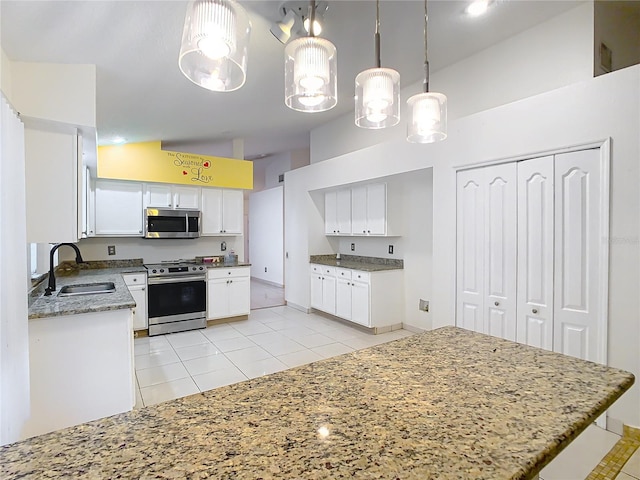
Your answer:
[10,62,96,127]
[58,235,245,264]
[249,187,284,285]
[310,2,595,163]
[264,153,291,190]
[1,49,13,101]
[285,66,640,429]
[594,1,640,76]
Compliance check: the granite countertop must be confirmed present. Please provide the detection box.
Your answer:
[28,264,145,320]
[1,327,633,479]
[205,261,251,269]
[310,254,403,272]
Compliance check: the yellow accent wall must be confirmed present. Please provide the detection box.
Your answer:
[98,141,253,189]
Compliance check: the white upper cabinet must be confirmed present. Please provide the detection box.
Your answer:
[325,189,352,235]
[94,180,144,236]
[325,183,398,237]
[201,188,243,236]
[25,122,82,243]
[144,184,200,209]
[352,183,387,235]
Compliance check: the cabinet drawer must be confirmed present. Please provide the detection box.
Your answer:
[310,264,323,274]
[352,271,370,283]
[335,268,352,280]
[207,266,249,280]
[122,273,146,286]
[321,266,335,276]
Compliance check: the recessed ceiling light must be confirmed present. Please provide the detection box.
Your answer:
[465,0,490,17]
[112,137,126,144]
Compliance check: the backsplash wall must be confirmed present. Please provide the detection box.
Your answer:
[58,236,244,264]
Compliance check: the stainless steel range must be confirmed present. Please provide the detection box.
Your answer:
[145,261,208,336]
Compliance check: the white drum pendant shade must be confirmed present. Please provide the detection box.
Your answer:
[355,67,400,128]
[178,0,251,92]
[285,37,337,112]
[406,92,447,143]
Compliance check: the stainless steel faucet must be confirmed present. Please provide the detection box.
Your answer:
[44,243,85,296]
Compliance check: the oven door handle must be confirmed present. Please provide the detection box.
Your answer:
[148,275,206,285]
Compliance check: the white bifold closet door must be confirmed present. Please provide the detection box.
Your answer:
[457,148,603,363]
[552,149,602,361]
[516,156,555,350]
[456,163,517,340]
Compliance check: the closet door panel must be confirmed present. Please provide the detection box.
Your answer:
[553,149,601,362]
[484,163,517,340]
[456,170,485,334]
[516,156,554,350]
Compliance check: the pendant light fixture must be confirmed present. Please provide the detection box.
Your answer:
[284,1,337,112]
[407,0,447,143]
[178,0,251,92]
[355,0,400,129]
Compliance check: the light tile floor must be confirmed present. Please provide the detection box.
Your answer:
[250,278,285,310]
[133,305,412,408]
[620,448,640,478]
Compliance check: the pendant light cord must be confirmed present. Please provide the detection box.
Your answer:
[375,0,381,68]
[423,0,429,93]
[309,0,316,37]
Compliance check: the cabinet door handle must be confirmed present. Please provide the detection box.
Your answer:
[367,230,370,233]
[141,287,145,291]
[494,301,499,306]
[139,230,143,234]
[532,308,538,314]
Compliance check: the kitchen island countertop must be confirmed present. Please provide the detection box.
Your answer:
[0,326,633,479]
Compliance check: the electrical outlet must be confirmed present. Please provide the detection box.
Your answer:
[388,245,394,254]
[419,299,429,312]
[221,241,227,251]
[264,267,268,272]
[107,245,116,256]
[351,243,355,251]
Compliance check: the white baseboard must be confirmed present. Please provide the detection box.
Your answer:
[285,301,309,314]
[250,277,284,288]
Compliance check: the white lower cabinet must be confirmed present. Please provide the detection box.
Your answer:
[24,309,135,439]
[123,273,148,331]
[207,267,250,320]
[309,265,336,315]
[310,264,402,329]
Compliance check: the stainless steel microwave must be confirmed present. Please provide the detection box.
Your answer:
[145,208,201,239]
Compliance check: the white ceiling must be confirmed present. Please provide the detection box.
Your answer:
[1,0,583,159]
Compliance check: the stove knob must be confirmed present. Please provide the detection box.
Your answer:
[160,268,165,273]
[152,269,157,274]
[199,266,204,270]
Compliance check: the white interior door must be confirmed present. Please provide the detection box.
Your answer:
[516,156,554,350]
[553,148,601,362]
[456,169,485,333]
[484,163,517,340]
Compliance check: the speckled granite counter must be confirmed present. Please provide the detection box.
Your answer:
[1,327,633,479]
[28,264,145,319]
[310,254,403,272]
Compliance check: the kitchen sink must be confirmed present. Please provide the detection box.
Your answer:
[58,282,116,297]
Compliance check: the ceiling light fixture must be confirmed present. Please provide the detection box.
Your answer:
[407,0,447,143]
[178,0,251,92]
[355,0,400,129]
[284,0,337,113]
[465,0,490,17]
[270,9,297,44]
